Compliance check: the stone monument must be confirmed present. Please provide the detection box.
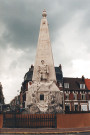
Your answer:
[25,10,63,113]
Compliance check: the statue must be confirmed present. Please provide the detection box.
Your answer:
[38,60,49,82]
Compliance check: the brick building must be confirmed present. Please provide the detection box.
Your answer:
[63,77,90,112]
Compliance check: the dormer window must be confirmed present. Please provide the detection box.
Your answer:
[80,84,85,89]
[64,83,69,88]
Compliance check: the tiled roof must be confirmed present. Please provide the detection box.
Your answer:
[63,77,88,90]
[85,79,90,90]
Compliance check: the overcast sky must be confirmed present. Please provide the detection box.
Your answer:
[0,0,90,103]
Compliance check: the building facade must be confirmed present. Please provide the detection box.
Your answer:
[63,77,90,112]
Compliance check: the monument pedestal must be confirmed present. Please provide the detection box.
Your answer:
[25,81,63,113]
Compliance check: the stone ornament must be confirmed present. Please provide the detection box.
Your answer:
[38,60,49,82]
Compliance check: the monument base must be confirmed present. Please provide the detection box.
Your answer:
[25,81,63,114]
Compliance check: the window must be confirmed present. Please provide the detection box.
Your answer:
[65,105,70,111]
[82,94,85,100]
[59,83,62,87]
[80,84,85,89]
[74,93,77,100]
[75,105,78,111]
[64,83,69,88]
[81,104,87,111]
[65,94,69,100]
[40,94,44,100]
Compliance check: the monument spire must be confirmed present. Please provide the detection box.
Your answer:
[25,10,62,113]
[32,10,56,82]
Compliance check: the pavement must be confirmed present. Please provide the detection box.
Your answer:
[1,127,90,134]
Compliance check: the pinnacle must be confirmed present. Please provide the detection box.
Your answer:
[42,9,47,17]
[32,9,56,82]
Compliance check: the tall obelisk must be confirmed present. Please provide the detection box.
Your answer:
[25,10,62,113]
[32,9,56,82]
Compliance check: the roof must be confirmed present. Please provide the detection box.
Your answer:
[55,67,63,82]
[63,77,88,90]
[24,66,34,82]
[85,79,90,90]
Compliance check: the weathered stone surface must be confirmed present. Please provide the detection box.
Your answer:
[25,81,63,113]
[25,10,63,114]
[32,9,56,83]
[29,104,40,114]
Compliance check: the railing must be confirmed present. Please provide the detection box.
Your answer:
[3,113,57,128]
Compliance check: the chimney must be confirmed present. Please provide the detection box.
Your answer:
[82,75,85,81]
[31,64,34,69]
[59,64,62,70]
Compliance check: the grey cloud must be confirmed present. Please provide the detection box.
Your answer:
[0,0,90,49]
[81,8,90,29]
[9,60,17,69]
